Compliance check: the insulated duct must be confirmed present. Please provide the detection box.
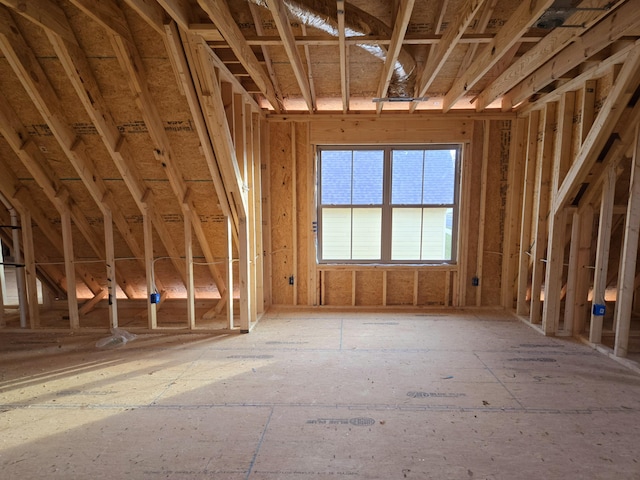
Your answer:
[250,0,416,98]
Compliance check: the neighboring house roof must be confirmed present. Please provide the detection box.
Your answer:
[321,148,456,205]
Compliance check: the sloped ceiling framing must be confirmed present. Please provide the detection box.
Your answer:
[1,0,640,333]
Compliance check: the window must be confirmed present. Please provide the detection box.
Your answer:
[318,145,460,264]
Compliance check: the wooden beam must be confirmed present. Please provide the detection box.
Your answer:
[501,117,526,309]
[0,9,153,282]
[504,2,640,110]
[265,0,314,112]
[0,0,78,45]
[79,289,108,316]
[565,206,594,335]
[456,0,498,78]
[414,0,484,100]
[39,29,188,285]
[60,211,80,329]
[581,80,597,145]
[614,125,640,357]
[20,211,39,328]
[541,208,566,335]
[443,0,554,111]
[476,0,625,111]
[104,210,118,329]
[588,165,616,344]
[184,210,195,329]
[476,120,490,306]
[376,0,415,114]
[191,37,249,221]
[142,213,157,329]
[226,215,234,329]
[121,0,166,35]
[164,22,236,227]
[541,93,575,334]
[337,0,349,113]
[0,89,137,299]
[529,103,556,327]
[196,0,281,111]
[516,111,540,315]
[248,1,285,104]
[554,46,640,213]
[0,156,104,296]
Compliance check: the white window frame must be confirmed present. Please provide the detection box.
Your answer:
[317,145,461,265]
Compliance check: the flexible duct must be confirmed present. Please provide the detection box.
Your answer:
[250,0,416,98]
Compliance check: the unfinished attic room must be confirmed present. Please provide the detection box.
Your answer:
[4,0,640,477]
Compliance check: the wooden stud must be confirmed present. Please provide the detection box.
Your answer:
[247,104,258,323]
[581,80,597,145]
[184,211,195,330]
[541,209,567,335]
[574,205,596,335]
[0,236,5,326]
[501,118,526,308]
[255,115,267,314]
[142,213,157,329]
[530,103,556,326]
[542,92,575,334]
[589,165,616,343]
[60,211,79,329]
[307,130,317,307]
[352,271,357,306]
[457,139,474,306]
[614,125,640,357]
[239,217,251,332]
[382,270,387,306]
[20,211,39,328]
[476,120,490,307]
[226,215,234,329]
[104,209,118,329]
[516,111,540,315]
[413,270,419,306]
[292,123,298,306]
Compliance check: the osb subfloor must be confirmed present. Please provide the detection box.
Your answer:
[2,308,640,479]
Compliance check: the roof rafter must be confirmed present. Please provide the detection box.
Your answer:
[503,1,640,110]
[442,0,554,112]
[412,0,485,109]
[0,91,138,298]
[376,0,415,114]
[554,45,640,213]
[337,0,349,113]
[0,155,103,297]
[265,0,314,112]
[476,0,626,111]
[196,0,282,112]
[69,0,229,312]
[0,6,152,269]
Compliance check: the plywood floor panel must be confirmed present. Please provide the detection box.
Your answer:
[2,309,640,479]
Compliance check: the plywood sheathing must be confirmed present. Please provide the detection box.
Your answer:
[267,114,510,307]
[269,122,295,305]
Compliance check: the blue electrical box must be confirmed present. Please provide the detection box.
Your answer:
[150,292,161,304]
[592,303,606,316]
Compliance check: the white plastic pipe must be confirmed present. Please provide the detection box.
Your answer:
[0,193,27,328]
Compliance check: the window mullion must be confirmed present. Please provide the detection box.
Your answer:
[381,147,392,262]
